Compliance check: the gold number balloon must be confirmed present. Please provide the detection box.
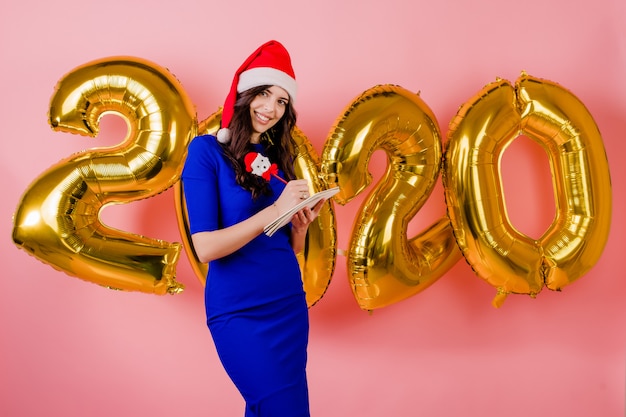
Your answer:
[292,126,339,307]
[321,85,462,310]
[12,57,197,294]
[443,74,612,307]
[174,111,338,308]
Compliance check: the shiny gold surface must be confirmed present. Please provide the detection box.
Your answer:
[12,57,197,294]
[321,85,462,310]
[443,74,611,307]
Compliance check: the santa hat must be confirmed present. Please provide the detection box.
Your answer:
[217,40,297,143]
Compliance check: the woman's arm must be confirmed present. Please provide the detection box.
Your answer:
[191,179,312,263]
[191,203,278,263]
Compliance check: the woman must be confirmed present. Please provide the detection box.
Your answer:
[181,40,323,417]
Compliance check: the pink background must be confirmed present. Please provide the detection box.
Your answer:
[2,0,625,416]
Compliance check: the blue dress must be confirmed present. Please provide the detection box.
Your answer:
[181,135,310,417]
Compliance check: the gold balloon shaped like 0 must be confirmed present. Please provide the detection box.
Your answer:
[321,84,462,310]
[174,110,338,308]
[443,74,612,307]
[12,57,197,294]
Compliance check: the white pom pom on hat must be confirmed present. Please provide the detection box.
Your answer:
[216,40,297,143]
[216,126,230,143]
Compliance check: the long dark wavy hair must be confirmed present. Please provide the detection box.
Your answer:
[220,85,298,200]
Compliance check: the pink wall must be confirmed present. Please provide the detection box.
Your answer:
[2,0,624,416]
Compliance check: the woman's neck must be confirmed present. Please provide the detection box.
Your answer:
[250,133,261,144]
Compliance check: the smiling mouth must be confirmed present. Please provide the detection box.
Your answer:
[255,112,271,124]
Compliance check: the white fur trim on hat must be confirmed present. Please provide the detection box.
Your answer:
[238,67,297,102]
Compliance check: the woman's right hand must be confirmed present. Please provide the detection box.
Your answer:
[274,179,310,216]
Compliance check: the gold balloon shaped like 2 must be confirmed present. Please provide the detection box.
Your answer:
[12,57,197,294]
[320,85,462,310]
[11,56,612,309]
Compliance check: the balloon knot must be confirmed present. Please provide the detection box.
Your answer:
[492,288,509,308]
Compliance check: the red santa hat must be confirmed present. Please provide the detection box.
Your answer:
[217,40,297,143]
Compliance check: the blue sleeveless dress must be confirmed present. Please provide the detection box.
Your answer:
[181,135,310,417]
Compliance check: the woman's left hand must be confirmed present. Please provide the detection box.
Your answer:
[291,199,326,233]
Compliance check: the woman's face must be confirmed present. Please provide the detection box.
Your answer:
[249,85,290,143]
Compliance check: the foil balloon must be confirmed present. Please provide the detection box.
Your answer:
[174,111,338,307]
[12,57,197,294]
[443,73,612,307]
[292,126,338,307]
[320,84,462,310]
